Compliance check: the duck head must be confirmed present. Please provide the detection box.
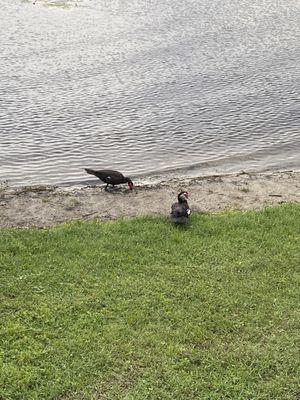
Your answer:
[126,178,134,190]
[178,191,189,202]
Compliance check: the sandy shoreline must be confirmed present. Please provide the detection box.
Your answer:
[0,170,299,228]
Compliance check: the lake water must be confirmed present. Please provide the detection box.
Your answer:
[0,0,299,186]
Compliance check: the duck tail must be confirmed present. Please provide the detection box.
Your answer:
[84,168,96,176]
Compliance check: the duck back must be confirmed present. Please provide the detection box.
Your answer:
[85,169,126,184]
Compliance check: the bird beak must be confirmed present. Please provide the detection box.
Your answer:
[128,182,134,190]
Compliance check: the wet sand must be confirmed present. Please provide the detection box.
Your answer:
[0,170,299,228]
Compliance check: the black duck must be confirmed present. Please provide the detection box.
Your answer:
[170,191,191,225]
[84,169,133,191]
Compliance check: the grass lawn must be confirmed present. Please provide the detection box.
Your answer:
[0,204,299,399]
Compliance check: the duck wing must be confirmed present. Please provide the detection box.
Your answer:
[85,169,125,184]
[171,202,190,218]
[100,170,126,184]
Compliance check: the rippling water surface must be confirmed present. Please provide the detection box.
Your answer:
[0,0,299,186]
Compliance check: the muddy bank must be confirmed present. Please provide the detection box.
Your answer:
[0,170,299,228]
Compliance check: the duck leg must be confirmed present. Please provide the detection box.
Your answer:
[105,183,109,191]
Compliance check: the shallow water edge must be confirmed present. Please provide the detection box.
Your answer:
[1,170,299,228]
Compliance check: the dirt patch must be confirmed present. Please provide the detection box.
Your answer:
[0,170,299,228]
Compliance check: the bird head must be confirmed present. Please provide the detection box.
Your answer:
[126,178,134,190]
[178,191,189,202]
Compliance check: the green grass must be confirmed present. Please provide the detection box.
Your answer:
[0,204,299,400]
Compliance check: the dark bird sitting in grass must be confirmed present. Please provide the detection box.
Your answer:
[84,169,133,191]
[170,191,191,225]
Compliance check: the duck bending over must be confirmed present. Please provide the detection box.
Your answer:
[84,169,133,191]
[170,191,191,225]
